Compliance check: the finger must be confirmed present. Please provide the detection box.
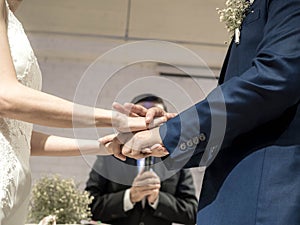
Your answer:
[131,148,142,157]
[132,182,159,189]
[143,178,161,185]
[122,141,132,156]
[134,171,160,181]
[134,179,161,187]
[124,103,148,117]
[150,144,167,153]
[150,144,163,150]
[114,153,126,161]
[134,182,161,189]
[137,171,160,180]
[137,190,157,197]
[141,148,152,154]
[112,102,131,115]
[145,107,165,124]
[138,186,160,193]
[150,144,169,157]
[103,142,114,155]
[147,170,160,180]
[130,138,141,157]
[141,151,152,158]
[98,133,117,145]
[165,112,177,120]
[112,138,126,161]
[138,167,145,175]
[157,147,169,157]
[148,116,167,129]
[130,151,146,160]
[130,137,146,158]
[150,142,166,150]
[113,148,126,161]
[113,102,141,120]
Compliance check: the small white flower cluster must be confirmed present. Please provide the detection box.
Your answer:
[217,0,253,44]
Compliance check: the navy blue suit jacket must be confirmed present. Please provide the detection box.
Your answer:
[160,0,300,224]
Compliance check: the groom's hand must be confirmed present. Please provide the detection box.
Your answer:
[99,127,168,160]
[122,127,169,159]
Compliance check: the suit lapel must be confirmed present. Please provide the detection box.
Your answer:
[218,41,233,85]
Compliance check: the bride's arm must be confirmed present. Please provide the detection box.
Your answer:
[0,2,149,130]
[30,131,113,156]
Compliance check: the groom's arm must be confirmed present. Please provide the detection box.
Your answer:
[159,0,300,168]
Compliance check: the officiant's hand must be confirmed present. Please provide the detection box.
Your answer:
[130,170,161,204]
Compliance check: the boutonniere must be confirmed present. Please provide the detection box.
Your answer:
[217,0,255,44]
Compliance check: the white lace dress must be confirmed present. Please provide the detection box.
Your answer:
[0,1,42,224]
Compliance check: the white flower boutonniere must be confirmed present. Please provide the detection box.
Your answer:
[217,0,255,44]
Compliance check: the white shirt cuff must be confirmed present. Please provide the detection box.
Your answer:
[123,189,135,212]
[148,195,159,209]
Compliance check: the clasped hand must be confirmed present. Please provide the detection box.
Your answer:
[130,170,161,204]
[100,102,176,160]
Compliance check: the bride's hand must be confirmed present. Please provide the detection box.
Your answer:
[112,111,169,133]
[99,132,134,161]
[112,102,177,132]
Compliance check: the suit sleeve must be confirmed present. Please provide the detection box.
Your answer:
[85,157,128,222]
[160,0,300,169]
[152,170,198,224]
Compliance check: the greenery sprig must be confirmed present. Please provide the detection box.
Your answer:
[27,175,93,224]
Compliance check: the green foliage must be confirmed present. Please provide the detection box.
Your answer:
[27,175,93,224]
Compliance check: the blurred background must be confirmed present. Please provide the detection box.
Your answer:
[15,0,228,201]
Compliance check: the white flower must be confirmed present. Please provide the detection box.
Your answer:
[217,0,255,44]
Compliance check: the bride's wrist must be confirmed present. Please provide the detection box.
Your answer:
[94,108,114,127]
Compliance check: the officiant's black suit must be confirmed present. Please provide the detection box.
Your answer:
[86,156,198,225]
